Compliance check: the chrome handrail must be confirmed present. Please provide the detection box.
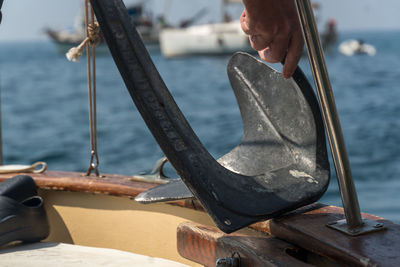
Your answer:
[294,0,363,229]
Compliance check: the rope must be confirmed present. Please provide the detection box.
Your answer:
[65,0,102,177]
[64,1,103,177]
[65,22,101,62]
[0,161,47,174]
[84,0,101,177]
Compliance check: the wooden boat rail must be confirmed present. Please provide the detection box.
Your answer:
[1,171,399,266]
[0,171,204,211]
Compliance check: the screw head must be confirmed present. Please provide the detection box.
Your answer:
[350,228,360,234]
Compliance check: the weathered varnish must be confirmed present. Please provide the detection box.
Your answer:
[177,222,313,267]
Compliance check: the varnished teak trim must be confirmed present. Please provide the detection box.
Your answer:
[177,222,313,267]
[0,171,155,198]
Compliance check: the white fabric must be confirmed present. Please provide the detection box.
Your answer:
[0,242,189,267]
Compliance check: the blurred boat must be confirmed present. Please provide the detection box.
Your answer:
[160,21,253,58]
[339,39,376,56]
[45,3,162,54]
[160,0,253,57]
[320,19,338,53]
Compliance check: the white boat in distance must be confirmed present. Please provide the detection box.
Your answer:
[160,0,253,57]
[160,20,253,57]
[338,39,376,56]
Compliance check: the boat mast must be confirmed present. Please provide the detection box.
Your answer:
[221,0,242,22]
[220,0,226,23]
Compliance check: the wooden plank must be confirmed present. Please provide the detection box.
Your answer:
[0,171,156,197]
[177,222,314,267]
[270,205,400,266]
[0,171,204,211]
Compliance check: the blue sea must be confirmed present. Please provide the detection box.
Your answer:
[0,30,399,222]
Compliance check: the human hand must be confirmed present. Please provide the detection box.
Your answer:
[241,0,304,78]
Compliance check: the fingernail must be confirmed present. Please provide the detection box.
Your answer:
[282,70,291,79]
[262,49,270,60]
[281,66,288,79]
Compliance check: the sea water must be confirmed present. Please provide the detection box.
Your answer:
[0,30,399,222]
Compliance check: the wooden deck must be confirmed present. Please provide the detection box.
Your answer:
[1,171,399,266]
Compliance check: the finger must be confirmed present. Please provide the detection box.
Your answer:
[282,31,304,79]
[258,48,271,61]
[240,10,252,35]
[262,35,290,63]
[249,34,273,51]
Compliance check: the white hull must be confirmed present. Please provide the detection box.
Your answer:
[160,21,253,57]
[338,39,376,56]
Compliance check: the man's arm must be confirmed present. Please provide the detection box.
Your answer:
[241,0,304,78]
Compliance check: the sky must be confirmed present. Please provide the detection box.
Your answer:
[1,0,400,41]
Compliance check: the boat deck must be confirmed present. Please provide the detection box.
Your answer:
[1,172,399,266]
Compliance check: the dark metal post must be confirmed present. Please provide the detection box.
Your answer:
[0,75,3,165]
[0,0,3,165]
[0,0,4,24]
[293,0,363,229]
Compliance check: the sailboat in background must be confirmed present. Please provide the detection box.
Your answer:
[45,2,163,53]
[159,0,253,58]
